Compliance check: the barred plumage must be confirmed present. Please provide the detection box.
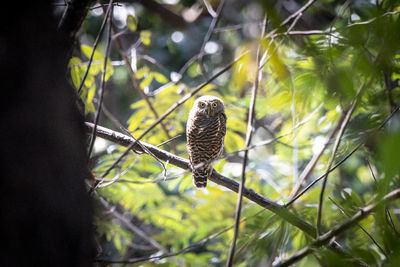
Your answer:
[186,96,227,188]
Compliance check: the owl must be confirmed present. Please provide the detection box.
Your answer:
[186,95,227,188]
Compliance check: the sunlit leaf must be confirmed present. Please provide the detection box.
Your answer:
[153,72,168,84]
[140,73,153,89]
[140,30,152,46]
[69,57,82,89]
[126,15,137,32]
[135,66,149,79]
[86,84,96,104]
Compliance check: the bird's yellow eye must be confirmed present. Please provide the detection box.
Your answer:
[200,102,205,108]
[212,102,218,108]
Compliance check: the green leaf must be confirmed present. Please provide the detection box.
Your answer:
[135,66,149,79]
[80,44,103,75]
[153,72,168,84]
[140,73,153,89]
[140,30,152,46]
[126,15,137,32]
[81,44,103,60]
[86,84,96,104]
[68,56,82,68]
[130,99,146,109]
[69,57,82,89]
[104,59,114,81]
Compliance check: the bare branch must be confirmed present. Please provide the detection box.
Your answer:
[226,15,266,267]
[87,1,114,159]
[178,0,226,79]
[316,96,358,235]
[75,1,113,94]
[264,0,317,40]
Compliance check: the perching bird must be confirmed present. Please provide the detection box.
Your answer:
[186,95,227,188]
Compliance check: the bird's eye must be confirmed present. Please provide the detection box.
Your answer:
[200,102,205,108]
[212,102,218,108]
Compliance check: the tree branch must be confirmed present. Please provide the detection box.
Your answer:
[85,122,313,233]
[274,188,400,267]
[85,122,368,264]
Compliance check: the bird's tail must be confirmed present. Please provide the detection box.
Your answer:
[192,165,212,188]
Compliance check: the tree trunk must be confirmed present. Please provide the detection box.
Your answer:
[0,2,94,266]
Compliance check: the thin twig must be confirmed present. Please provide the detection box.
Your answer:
[269,221,287,267]
[233,214,279,262]
[328,197,388,258]
[316,97,358,235]
[95,107,169,189]
[96,208,268,264]
[178,0,225,79]
[202,0,217,17]
[156,135,182,147]
[289,113,345,200]
[286,103,400,207]
[98,197,183,266]
[76,1,112,94]
[214,21,264,33]
[226,16,266,266]
[98,0,178,155]
[197,0,225,79]
[274,188,400,267]
[87,1,114,159]
[286,142,363,207]
[367,159,400,235]
[100,197,165,250]
[346,10,400,28]
[264,0,317,41]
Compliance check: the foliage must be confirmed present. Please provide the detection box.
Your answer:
[70,0,400,266]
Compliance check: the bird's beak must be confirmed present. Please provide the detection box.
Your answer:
[207,107,211,115]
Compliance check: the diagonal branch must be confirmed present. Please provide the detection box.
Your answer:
[316,100,357,235]
[316,81,366,235]
[274,188,400,267]
[328,197,387,258]
[85,122,359,261]
[288,113,345,200]
[85,122,312,234]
